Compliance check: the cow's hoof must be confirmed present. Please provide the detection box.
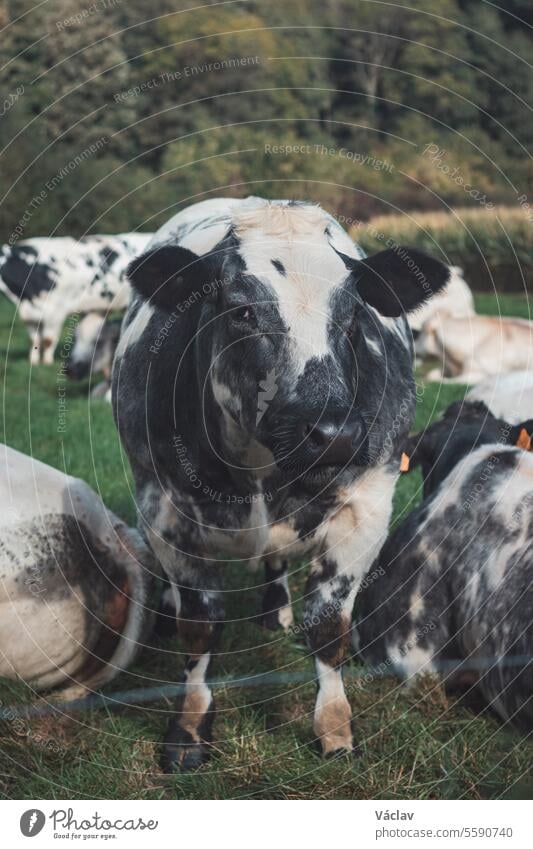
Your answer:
[261,604,294,632]
[324,743,359,760]
[161,720,212,773]
[160,741,209,773]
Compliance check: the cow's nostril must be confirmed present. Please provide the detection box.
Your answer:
[305,422,337,450]
[293,415,368,467]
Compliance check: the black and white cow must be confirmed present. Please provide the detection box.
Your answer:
[112,196,449,770]
[355,401,533,732]
[65,312,122,400]
[0,233,151,364]
[0,444,156,697]
[466,370,533,423]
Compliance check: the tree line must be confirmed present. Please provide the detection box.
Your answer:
[0,0,531,240]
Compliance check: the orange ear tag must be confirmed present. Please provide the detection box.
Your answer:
[516,428,532,451]
[400,452,410,473]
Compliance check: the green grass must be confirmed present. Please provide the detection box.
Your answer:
[1,296,532,800]
[473,292,532,319]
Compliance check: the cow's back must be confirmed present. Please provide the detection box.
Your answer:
[466,370,533,422]
[356,444,533,730]
[0,444,155,692]
[432,315,533,375]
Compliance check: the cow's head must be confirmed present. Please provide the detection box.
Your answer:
[65,313,121,381]
[405,400,533,496]
[128,203,449,483]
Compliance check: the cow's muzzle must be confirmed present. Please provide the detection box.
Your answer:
[296,415,368,467]
[64,360,89,380]
[271,410,369,473]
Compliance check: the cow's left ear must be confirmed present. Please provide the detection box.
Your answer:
[127,245,209,312]
[354,247,450,317]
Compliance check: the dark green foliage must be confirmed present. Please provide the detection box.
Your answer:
[0,1,531,256]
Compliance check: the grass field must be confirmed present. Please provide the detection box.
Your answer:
[1,294,532,800]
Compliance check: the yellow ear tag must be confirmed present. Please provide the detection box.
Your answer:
[400,452,410,473]
[516,428,532,451]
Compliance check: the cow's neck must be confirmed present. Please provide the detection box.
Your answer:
[211,402,269,494]
[171,381,261,502]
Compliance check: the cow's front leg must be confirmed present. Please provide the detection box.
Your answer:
[41,319,61,365]
[26,322,42,365]
[305,477,395,756]
[304,557,357,756]
[161,567,224,772]
[262,556,293,631]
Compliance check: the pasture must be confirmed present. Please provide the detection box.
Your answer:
[1,293,532,801]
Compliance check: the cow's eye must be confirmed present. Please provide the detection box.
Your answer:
[230,305,256,326]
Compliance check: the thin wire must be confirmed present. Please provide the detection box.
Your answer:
[1,654,530,720]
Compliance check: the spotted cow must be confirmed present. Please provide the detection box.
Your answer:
[0,233,151,364]
[355,401,533,732]
[112,196,449,770]
[0,443,156,697]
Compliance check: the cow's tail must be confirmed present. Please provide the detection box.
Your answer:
[0,244,12,276]
[0,244,11,264]
[108,523,159,668]
[80,521,161,693]
[0,245,16,302]
[0,244,23,304]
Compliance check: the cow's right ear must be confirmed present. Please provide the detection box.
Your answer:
[353,247,450,317]
[127,245,207,311]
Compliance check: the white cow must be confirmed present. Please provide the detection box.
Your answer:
[466,370,533,422]
[416,314,533,383]
[409,265,475,334]
[0,444,156,697]
[0,233,152,364]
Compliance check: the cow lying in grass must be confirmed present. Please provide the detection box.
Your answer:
[416,314,533,383]
[112,196,450,770]
[466,370,533,423]
[355,401,533,732]
[0,234,151,364]
[0,444,155,697]
[65,313,122,400]
[408,265,474,336]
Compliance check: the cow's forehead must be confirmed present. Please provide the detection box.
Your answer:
[233,204,357,368]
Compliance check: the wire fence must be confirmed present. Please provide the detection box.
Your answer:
[1,653,531,721]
